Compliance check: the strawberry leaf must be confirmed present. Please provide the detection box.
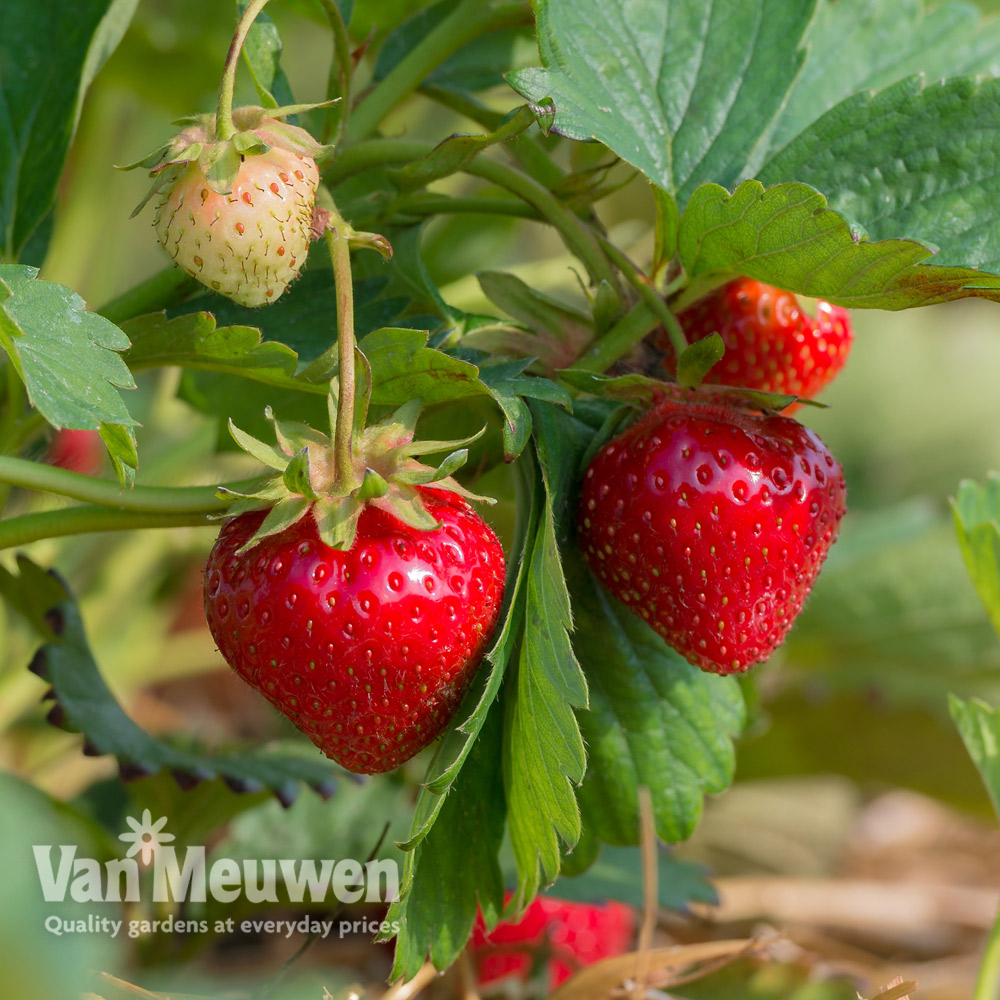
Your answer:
[0,0,137,261]
[770,0,1000,153]
[508,0,815,206]
[565,549,744,845]
[952,475,1000,639]
[503,402,589,904]
[240,3,296,110]
[759,75,1000,278]
[0,555,342,806]
[674,181,1000,311]
[676,332,724,389]
[0,266,138,483]
[950,695,1000,823]
[384,707,506,980]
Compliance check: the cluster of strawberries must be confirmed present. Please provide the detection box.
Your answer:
[112,109,852,776]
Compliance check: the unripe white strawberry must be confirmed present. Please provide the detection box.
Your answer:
[154,146,318,307]
[126,105,331,308]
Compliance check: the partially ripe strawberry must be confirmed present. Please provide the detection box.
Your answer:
[577,398,846,674]
[470,896,635,989]
[651,278,853,408]
[204,492,504,773]
[46,429,103,475]
[128,105,328,307]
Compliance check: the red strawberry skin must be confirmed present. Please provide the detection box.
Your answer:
[654,279,853,407]
[203,489,505,773]
[47,429,103,475]
[470,896,635,988]
[577,399,846,674]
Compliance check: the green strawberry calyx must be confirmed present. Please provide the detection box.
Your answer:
[119,102,336,218]
[218,348,492,553]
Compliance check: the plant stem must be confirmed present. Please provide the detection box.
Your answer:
[974,899,1000,1000]
[465,158,621,295]
[96,267,196,325]
[216,0,274,141]
[0,455,242,513]
[316,0,352,143]
[391,195,537,221]
[317,188,357,487]
[346,0,530,142]
[574,301,660,373]
[0,507,215,550]
[600,237,687,357]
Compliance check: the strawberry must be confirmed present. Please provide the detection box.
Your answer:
[470,896,635,990]
[577,397,846,674]
[201,389,505,774]
[127,105,329,307]
[204,493,504,773]
[46,429,103,475]
[650,279,853,408]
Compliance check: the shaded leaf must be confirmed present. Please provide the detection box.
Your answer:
[952,475,1000,639]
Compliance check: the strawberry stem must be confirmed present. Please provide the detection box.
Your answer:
[599,236,689,358]
[317,187,358,491]
[215,0,274,142]
[315,0,352,143]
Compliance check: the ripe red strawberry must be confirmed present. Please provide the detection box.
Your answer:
[651,279,853,408]
[46,429,103,475]
[470,896,635,989]
[204,489,505,774]
[577,397,846,674]
[128,105,328,307]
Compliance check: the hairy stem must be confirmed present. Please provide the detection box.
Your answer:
[346,0,530,142]
[326,139,620,295]
[0,507,215,550]
[0,455,243,513]
[316,0,352,143]
[216,0,274,141]
[600,237,687,357]
[318,188,357,488]
[574,301,660,373]
[973,899,1000,1000]
[465,158,620,295]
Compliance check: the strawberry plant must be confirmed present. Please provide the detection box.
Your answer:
[4,0,1000,997]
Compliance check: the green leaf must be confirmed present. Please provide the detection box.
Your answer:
[952,475,1000,640]
[0,266,137,477]
[674,180,1000,311]
[566,550,744,845]
[503,404,589,904]
[950,695,1000,823]
[390,105,549,193]
[241,4,296,109]
[508,0,815,205]
[169,271,407,366]
[472,270,595,371]
[0,0,138,260]
[374,0,531,94]
[282,448,319,498]
[652,185,681,277]
[392,454,540,863]
[676,333,724,389]
[123,310,310,392]
[357,327,485,404]
[386,705,506,980]
[0,555,341,806]
[759,75,1000,276]
[770,0,1000,153]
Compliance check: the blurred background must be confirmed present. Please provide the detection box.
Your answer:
[3,1,1000,997]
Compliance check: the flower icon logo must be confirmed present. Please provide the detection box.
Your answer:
[118,809,175,865]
